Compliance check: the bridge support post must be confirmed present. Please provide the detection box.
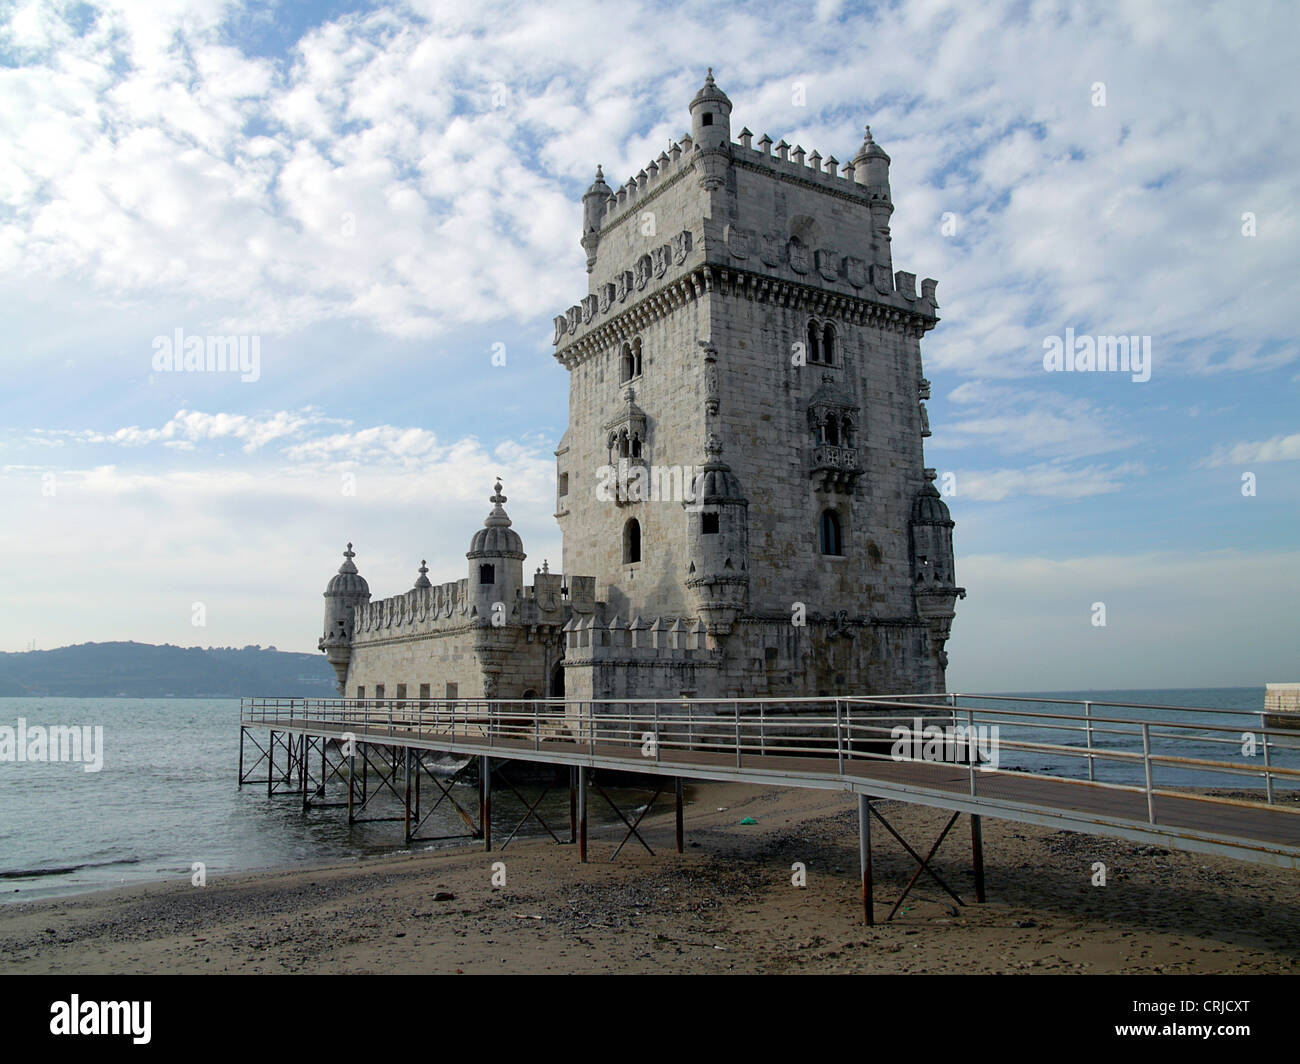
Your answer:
[267,730,275,798]
[404,747,414,844]
[970,814,986,903]
[480,755,492,851]
[301,735,311,813]
[569,767,577,843]
[675,778,684,853]
[347,747,356,824]
[859,794,874,926]
[578,769,588,863]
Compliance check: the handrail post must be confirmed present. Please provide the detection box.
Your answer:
[534,699,539,751]
[734,701,741,768]
[1260,713,1275,805]
[1084,701,1095,782]
[1141,721,1155,823]
[654,701,660,764]
[836,699,844,774]
[759,700,766,756]
[846,699,852,763]
[967,707,977,796]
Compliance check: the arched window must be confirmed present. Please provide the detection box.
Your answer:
[840,416,854,446]
[824,415,839,446]
[618,429,629,458]
[631,434,642,458]
[620,343,634,383]
[623,518,642,564]
[819,510,843,556]
[632,337,643,377]
[823,323,836,365]
[806,320,821,364]
[479,563,496,584]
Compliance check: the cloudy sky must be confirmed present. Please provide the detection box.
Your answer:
[2,0,1297,692]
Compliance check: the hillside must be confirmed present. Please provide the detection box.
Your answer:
[0,641,337,697]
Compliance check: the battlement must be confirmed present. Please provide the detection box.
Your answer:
[562,614,715,662]
[599,128,881,233]
[352,572,593,641]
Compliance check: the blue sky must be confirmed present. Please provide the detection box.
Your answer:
[1,0,1297,691]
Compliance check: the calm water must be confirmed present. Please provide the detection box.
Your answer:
[0,698,609,903]
[951,686,1298,789]
[0,689,1291,901]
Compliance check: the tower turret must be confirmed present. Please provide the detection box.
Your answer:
[580,165,613,273]
[853,125,894,273]
[910,470,965,684]
[684,433,749,636]
[318,543,370,693]
[467,480,526,627]
[689,68,732,189]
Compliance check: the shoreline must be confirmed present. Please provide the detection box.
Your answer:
[1,781,1298,974]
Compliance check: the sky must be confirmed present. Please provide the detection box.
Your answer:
[1,0,1297,692]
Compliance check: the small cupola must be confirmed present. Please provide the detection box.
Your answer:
[413,559,432,590]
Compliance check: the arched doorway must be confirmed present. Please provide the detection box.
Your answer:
[550,661,565,697]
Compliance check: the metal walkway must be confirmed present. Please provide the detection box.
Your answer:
[239,693,1300,923]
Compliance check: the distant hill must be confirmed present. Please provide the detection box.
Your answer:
[0,641,338,698]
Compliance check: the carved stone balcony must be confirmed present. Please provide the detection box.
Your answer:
[810,444,861,493]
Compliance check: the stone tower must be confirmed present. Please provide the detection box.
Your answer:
[551,72,963,700]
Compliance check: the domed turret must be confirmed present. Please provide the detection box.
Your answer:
[319,543,371,693]
[910,470,965,685]
[684,434,749,636]
[852,125,891,198]
[853,125,894,274]
[689,68,732,189]
[911,473,953,527]
[467,480,526,625]
[581,165,613,273]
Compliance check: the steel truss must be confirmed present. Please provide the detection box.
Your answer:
[857,796,986,925]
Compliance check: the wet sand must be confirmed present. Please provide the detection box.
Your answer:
[1,782,1297,974]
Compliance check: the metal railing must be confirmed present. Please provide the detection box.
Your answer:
[239,693,1300,829]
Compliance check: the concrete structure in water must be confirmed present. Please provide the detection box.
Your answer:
[318,72,964,705]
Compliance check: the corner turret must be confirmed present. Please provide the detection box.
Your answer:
[581,165,613,273]
[319,543,370,693]
[467,480,526,626]
[689,68,732,190]
[684,434,749,636]
[853,125,894,274]
[910,470,965,684]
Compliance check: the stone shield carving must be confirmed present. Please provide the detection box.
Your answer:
[788,239,810,274]
[672,229,693,264]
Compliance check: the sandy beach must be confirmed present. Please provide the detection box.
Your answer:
[1,781,1297,975]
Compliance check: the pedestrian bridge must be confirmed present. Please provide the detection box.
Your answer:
[239,693,1300,924]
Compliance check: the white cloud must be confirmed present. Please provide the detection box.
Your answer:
[948,462,1140,502]
[0,1,1296,372]
[935,380,1138,458]
[1204,432,1300,468]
